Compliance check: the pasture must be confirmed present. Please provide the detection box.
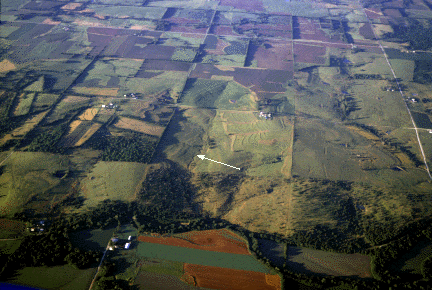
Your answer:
[5,265,95,290]
[13,93,35,116]
[0,152,72,217]
[126,71,188,101]
[78,161,147,210]
[180,78,257,110]
[193,110,293,178]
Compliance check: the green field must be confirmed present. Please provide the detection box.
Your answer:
[193,110,293,177]
[125,71,188,101]
[136,242,270,273]
[0,152,72,217]
[78,161,147,210]
[32,93,60,111]
[13,92,35,116]
[5,265,96,290]
[180,79,257,111]
[69,228,116,252]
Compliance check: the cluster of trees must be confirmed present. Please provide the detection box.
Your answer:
[87,132,156,163]
[140,165,195,218]
[413,60,432,85]
[385,19,432,50]
[369,220,432,285]
[94,261,130,290]
[23,124,67,153]
[0,225,100,279]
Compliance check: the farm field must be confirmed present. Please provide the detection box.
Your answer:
[77,161,148,210]
[1,0,432,289]
[0,152,73,217]
[192,110,293,177]
[258,239,371,277]
[4,265,96,290]
[128,229,281,289]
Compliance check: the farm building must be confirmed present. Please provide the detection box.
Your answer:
[125,242,131,249]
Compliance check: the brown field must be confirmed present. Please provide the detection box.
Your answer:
[63,95,90,103]
[114,117,164,137]
[61,2,82,10]
[74,123,102,147]
[293,43,326,64]
[137,229,250,255]
[68,120,82,135]
[252,41,293,70]
[78,108,99,121]
[183,264,280,290]
[42,18,61,25]
[0,59,16,73]
[72,87,119,96]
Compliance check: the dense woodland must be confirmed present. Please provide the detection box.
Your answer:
[385,19,432,51]
[86,130,156,163]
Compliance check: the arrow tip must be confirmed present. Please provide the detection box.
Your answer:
[197,155,205,160]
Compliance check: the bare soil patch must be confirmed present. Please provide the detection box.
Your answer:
[0,59,16,73]
[183,264,280,290]
[138,229,250,255]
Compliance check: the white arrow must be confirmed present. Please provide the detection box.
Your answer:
[197,155,241,170]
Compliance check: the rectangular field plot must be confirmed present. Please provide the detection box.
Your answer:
[193,111,293,177]
[136,241,270,272]
[246,40,293,70]
[291,118,430,185]
[79,161,148,210]
[72,58,143,97]
[127,71,188,101]
[114,117,165,137]
[180,78,257,110]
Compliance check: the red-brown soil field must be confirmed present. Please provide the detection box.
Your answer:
[137,229,250,255]
[183,264,281,290]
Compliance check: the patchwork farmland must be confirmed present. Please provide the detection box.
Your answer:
[1,0,432,289]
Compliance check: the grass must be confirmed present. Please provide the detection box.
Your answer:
[171,47,197,62]
[6,264,94,290]
[193,110,293,177]
[140,259,184,278]
[89,5,167,19]
[32,93,60,110]
[160,32,203,47]
[389,59,415,82]
[78,161,147,210]
[13,93,35,116]
[180,79,257,110]
[136,242,270,273]
[0,239,22,254]
[0,152,72,217]
[124,71,188,101]
[69,227,116,252]
[47,97,91,123]
[24,76,44,92]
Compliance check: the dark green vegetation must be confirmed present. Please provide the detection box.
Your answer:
[385,19,432,51]
[86,131,157,163]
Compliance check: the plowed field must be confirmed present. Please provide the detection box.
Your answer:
[114,117,164,137]
[137,229,249,255]
[183,264,281,290]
